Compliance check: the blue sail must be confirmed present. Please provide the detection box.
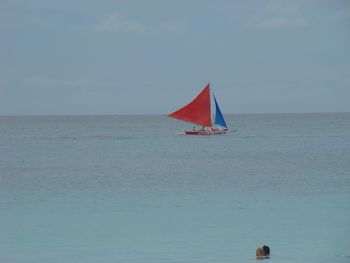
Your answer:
[213,94,228,128]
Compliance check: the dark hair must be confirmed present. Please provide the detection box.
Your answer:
[262,245,270,255]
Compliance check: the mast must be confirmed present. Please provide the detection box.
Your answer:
[168,83,212,127]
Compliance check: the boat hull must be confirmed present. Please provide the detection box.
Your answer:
[184,128,229,135]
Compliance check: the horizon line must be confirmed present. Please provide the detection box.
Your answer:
[0,111,349,117]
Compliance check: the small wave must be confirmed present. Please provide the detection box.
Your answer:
[235,134,350,139]
[60,136,78,140]
[59,135,135,141]
[335,254,350,258]
[38,135,135,141]
[88,135,135,140]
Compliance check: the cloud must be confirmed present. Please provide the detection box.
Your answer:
[90,12,147,33]
[27,76,115,90]
[335,7,350,19]
[259,16,306,29]
[247,0,307,29]
[89,12,180,33]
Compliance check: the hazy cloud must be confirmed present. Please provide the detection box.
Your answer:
[2,1,349,114]
[335,7,350,19]
[248,0,307,29]
[259,16,306,28]
[89,12,180,33]
[28,76,115,90]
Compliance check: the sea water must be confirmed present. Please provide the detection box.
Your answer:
[0,113,349,263]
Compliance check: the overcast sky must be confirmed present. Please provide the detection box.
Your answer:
[1,0,349,115]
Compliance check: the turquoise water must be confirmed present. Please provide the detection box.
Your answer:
[1,113,349,263]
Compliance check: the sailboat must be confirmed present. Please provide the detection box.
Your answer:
[168,83,229,135]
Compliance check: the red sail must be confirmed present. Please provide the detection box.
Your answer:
[168,84,212,127]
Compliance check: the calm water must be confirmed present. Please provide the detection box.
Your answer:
[0,113,349,263]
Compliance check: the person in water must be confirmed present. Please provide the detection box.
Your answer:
[256,245,270,259]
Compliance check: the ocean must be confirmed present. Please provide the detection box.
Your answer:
[0,113,349,263]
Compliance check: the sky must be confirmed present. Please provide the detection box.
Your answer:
[1,0,349,115]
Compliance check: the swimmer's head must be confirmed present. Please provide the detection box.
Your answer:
[262,245,270,255]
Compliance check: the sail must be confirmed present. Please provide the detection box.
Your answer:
[168,84,212,127]
[213,94,228,128]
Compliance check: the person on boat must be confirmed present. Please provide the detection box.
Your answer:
[193,126,196,131]
[256,245,270,259]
